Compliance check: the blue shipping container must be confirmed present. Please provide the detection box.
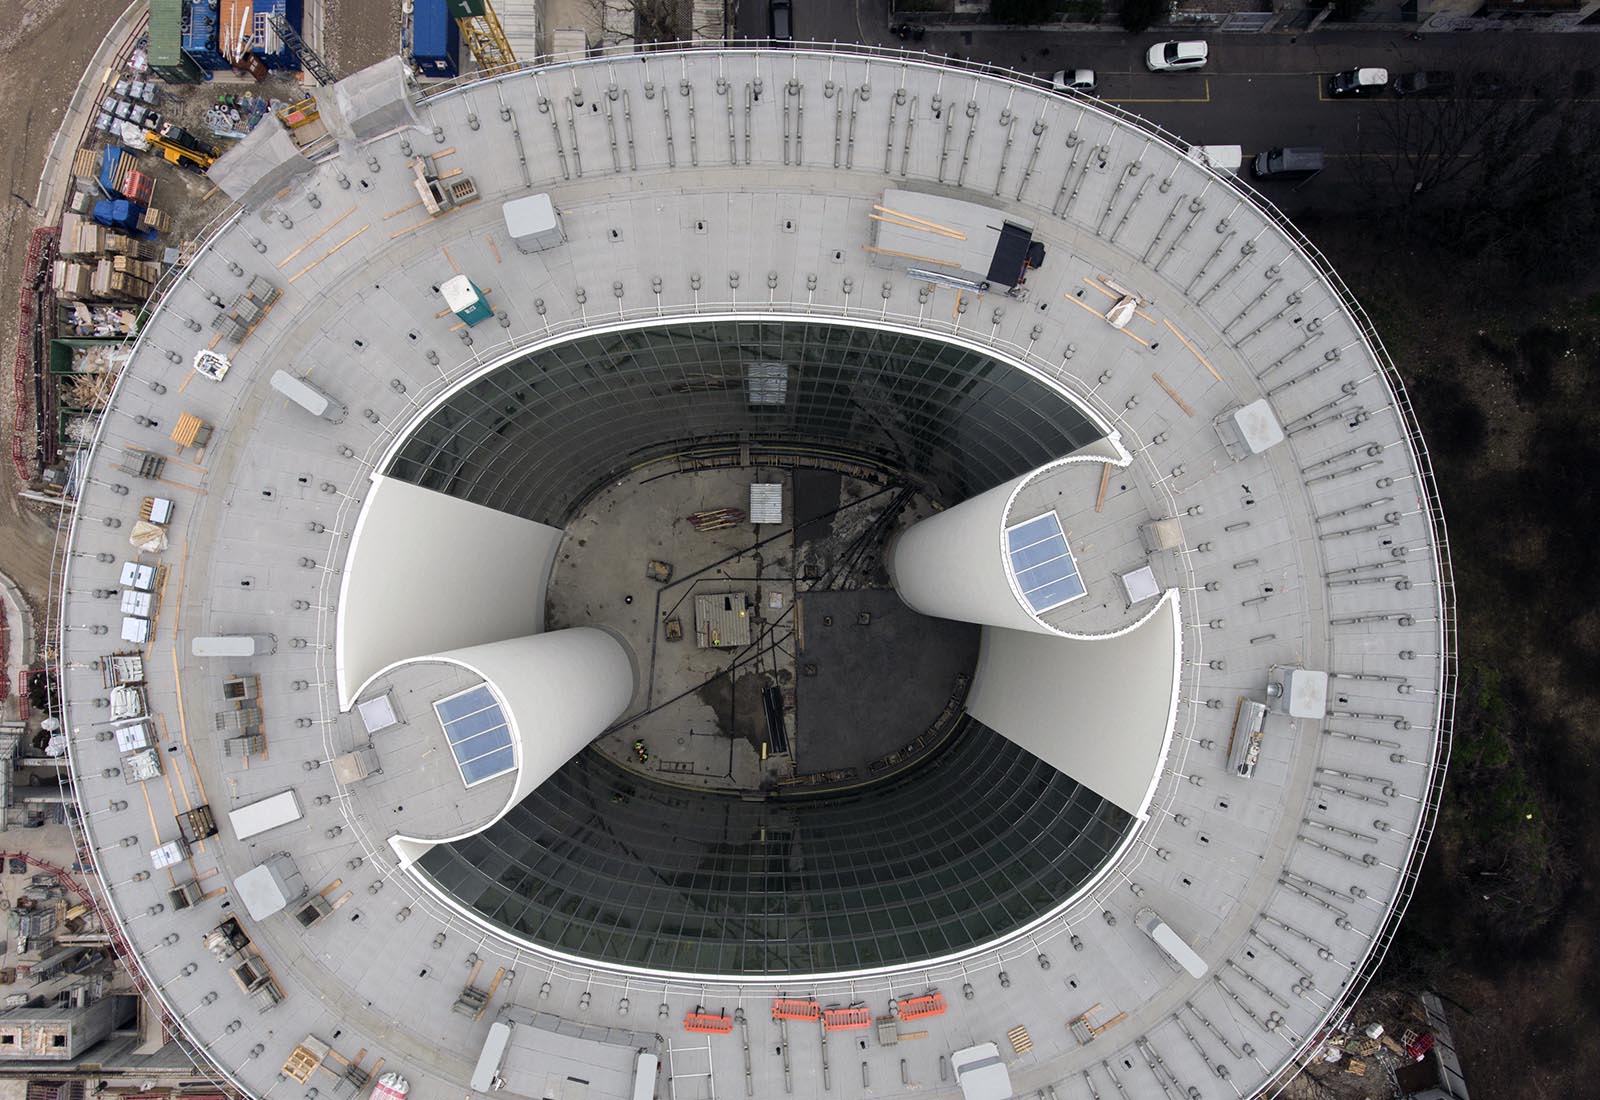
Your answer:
[412,0,461,78]
[182,0,228,70]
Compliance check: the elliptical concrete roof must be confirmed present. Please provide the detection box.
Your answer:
[54,45,1453,1100]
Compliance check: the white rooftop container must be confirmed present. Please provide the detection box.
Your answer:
[951,1042,1013,1100]
[470,1020,512,1092]
[1138,907,1208,978]
[228,789,303,840]
[270,370,347,423]
[192,634,276,658]
[1270,667,1329,720]
[1218,398,1286,459]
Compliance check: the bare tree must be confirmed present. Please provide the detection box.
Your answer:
[1347,45,1600,277]
[583,0,726,45]
[1351,50,1567,203]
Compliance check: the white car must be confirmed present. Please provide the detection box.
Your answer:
[1050,69,1098,96]
[1145,41,1209,72]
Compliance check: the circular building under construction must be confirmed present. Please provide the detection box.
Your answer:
[52,45,1453,1100]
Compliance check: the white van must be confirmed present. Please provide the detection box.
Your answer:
[1186,144,1242,175]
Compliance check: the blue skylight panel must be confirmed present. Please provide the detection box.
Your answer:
[460,746,516,785]
[1006,511,1086,613]
[433,684,516,787]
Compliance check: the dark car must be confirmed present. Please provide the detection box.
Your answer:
[770,0,793,43]
[1251,147,1325,183]
[1327,68,1389,98]
[1392,70,1455,97]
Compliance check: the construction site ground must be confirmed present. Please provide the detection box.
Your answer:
[0,0,400,623]
[0,0,406,1061]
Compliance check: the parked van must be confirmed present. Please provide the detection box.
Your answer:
[770,0,793,43]
[1251,147,1324,182]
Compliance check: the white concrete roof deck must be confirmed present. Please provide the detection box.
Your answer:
[51,45,1452,1100]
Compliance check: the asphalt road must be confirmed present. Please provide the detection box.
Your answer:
[726,15,1600,209]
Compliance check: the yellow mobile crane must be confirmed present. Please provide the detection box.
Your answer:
[144,125,219,173]
[447,0,517,76]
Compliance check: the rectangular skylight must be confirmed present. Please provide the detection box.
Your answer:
[746,361,789,405]
[433,684,516,787]
[1006,511,1087,613]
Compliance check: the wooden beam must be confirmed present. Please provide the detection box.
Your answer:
[861,244,961,267]
[1152,371,1195,417]
[871,205,967,239]
[275,207,355,267]
[1163,318,1223,382]
[289,224,371,284]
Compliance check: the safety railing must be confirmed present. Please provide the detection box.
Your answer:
[42,42,1455,1097]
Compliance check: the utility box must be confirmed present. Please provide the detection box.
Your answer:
[270,370,347,423]
[1268,667,1329,720]
[331,745,381,784]
[1216,398,1285,461]
[1138,517,1184,554]
[441,274,492,325]
[502,194,563,253]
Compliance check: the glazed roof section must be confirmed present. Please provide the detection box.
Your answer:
[54,47,1450,1100]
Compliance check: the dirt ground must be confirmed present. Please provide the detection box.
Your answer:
[1307,212,1600,1100]
[0,0,126,616]
[323,0,403,77]
[0,0,397,622]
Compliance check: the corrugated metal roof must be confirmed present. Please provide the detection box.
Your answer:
[749,483,783,525]
[148,0,184,65]
[694,593,752,649]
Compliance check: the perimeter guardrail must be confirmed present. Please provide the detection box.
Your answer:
[42,41,1456,1096]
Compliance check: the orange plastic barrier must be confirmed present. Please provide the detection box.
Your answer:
[772,998,821,1022]
[683,1011,735,1034]
[821,1006,872,1031]
[899,992,947,1021]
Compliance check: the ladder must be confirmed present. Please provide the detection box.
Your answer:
[268,11,337,85]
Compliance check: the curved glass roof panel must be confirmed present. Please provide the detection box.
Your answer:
[387,319,1103,526]
[415,718,1131,975]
